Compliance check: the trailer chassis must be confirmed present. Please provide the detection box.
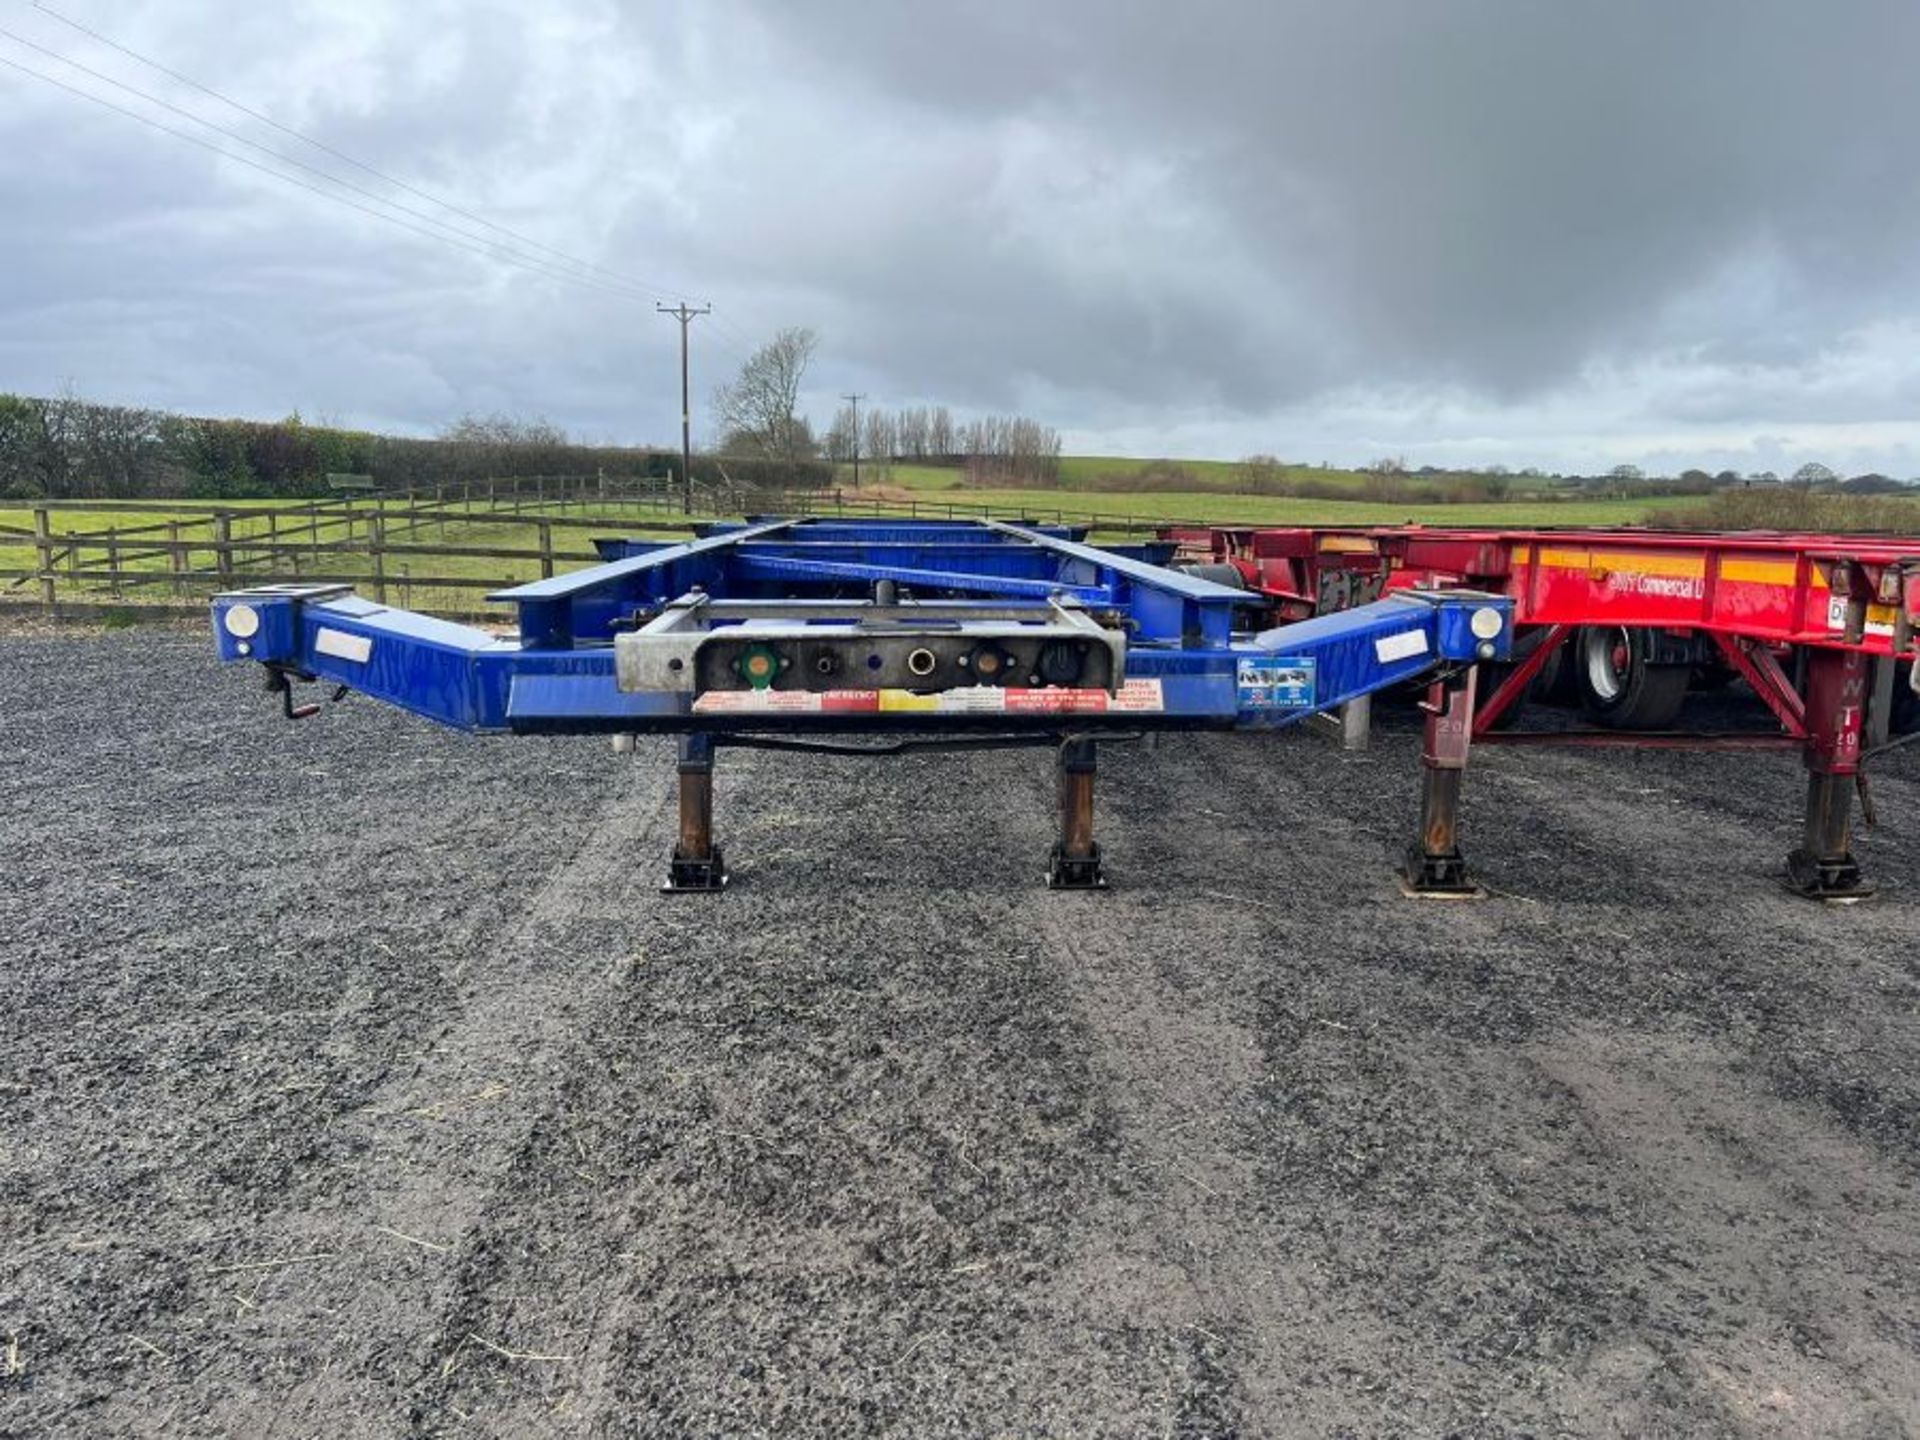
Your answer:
[1167,523,1920,899]
[211,518,1513,892]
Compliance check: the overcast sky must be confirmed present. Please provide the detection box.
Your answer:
[2,0,1918,474]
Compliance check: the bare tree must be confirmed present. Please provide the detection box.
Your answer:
[439,412,568,447]
[928,406,955,461]
[896,406,929,461]
[956,413,1061,486]
[823,402,857,464]
[433,411,572,487]
[862,408,897,478]
[1238,453,1286,493]
[713,327,819,462]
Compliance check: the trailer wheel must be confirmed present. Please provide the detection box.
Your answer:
[1475,662,1531,729]
[1477,625,1553,728]
[1691,663,1737,692]
[1528,634,1580,706]
[1180,562,1247,590]
[1578,626,1690,729]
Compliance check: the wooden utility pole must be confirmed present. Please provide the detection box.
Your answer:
[843,392,864,491]
[657,301,711,514]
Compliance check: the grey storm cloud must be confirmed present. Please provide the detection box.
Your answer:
[1,0,1918,471]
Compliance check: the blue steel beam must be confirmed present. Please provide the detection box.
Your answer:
[494,516,798,648]
[590,537,1173,570]
[727,551,1113,603]
[211,584,1510,737]
[517,519,1209,645]
[209,518,1511,735]
[986,521,1248,646]
[489,517,796,604]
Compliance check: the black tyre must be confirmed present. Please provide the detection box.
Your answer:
[1577,625,1690,729]
[1475,661,1531,729]
[1691,663,1738,692]
[1532,633,1580,706]
[1476,626,1547,728]
[1181,562,1247,590]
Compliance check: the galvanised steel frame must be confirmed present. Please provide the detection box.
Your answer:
[1168,523,1920,899]
[211,517,1513,892]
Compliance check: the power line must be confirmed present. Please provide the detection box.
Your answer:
[0,49,683,304]
[706,310,760,348]
[6,5,780,360]
[0,20,678,305]
[0,9,772,437]
[27,0,708,307]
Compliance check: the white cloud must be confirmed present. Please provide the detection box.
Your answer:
[0,0,1917,475]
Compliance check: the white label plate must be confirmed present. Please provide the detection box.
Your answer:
[314,627,374,664]
[1374,629,1429,664]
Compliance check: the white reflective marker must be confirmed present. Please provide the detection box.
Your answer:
[222,603,260,639]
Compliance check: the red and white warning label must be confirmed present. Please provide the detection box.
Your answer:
[692,678,1165,715]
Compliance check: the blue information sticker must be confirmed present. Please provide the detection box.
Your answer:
[1237,655,1316,710]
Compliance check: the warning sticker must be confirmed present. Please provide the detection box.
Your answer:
[1237,656,1315,710]
[1826,595,1898,638]
[1106,679,1169,713]
[692,679,1166,715]
[1007,679,1164,714]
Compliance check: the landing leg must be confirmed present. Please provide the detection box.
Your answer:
[1402,667,1484,897]
[1786,649,1872,900]
[664,733,728,892]
[1048,736,1107,890]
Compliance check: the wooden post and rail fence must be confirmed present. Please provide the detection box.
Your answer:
[0,474,1193,618]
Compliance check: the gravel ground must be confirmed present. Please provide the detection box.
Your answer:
[3,627,1920,1439]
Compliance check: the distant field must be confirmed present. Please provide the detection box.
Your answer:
[1056,455,1281,489]
[869,458,1569,498]
[816,482,1689,529]
[961,489,1693,527]
[876,460,1366,494]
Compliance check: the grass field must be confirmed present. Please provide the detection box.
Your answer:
[868,458,1571,498]
[880,486,1694,528]
[874,460,1368,494]
[815,475,1693,528]
[17,479,1917,615]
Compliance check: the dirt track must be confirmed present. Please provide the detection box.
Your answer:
[4,628,1920,1438]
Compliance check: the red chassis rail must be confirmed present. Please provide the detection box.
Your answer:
[1166,524,1920,900]
[1166,524,1920,650]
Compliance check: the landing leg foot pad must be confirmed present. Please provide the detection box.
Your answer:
[1784,848,1874,904]
[1048,842,1108,891]
[664,846,728,893]
[1399,846,1486,900]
